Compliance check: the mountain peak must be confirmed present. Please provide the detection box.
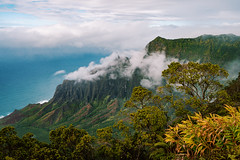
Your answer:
[146,34,240,66]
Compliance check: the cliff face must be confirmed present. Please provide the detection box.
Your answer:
[1,34,240,141]
[0,64,143,138]
[52,72,142,104]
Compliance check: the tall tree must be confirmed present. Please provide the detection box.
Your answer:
[49,125,94,159]
[162,61,229,115]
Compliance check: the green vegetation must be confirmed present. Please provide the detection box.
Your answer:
[162,61,230,118]
[1,61,240,159]
[1,35,240,159]
[0,69,143,142]
[225,72,240,105]
[1,34,240,142]
[165,105,240,159]
[146,34,240,66]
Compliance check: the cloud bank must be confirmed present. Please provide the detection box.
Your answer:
[1,0,240,58]
[65,50,177,88]
[1,22,239,58]
[0,22,157,52]
[1,0,240,27]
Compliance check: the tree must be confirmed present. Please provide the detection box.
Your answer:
[0,126,22,159]
[31,147,62,160]
[124,86,154,109]
[49,125,93,159]
[114,86,169,159]
[95,86,170,160]
[162,61,229,115]
[72,134,95,160]
[96,127,116,159]
[225,72,240,104]
[124,86,165,111]
[130,106,166,139]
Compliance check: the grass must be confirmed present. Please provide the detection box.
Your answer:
[14,125,50,143]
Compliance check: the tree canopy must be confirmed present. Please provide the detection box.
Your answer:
[162,61,230,116]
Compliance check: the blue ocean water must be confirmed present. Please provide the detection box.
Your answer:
[0,53,106,117]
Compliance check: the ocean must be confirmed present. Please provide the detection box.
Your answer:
[0,53,106,118]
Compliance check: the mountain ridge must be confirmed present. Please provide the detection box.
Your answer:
[146,34,240,66]
[1,34,240,142]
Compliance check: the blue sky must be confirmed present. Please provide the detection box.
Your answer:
[0,0,240,55]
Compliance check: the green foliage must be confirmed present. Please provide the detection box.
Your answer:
[147,34,240,66]
[95,86,170,160]
[31,147,62,160]
[0,126,21,159]
[162,61,228,102]
[97,127,113,142]
[124,86,154,109]
[162,61,229,117]
[130,106,166,137]
[0,126,60,160]
[225,72,240,105]
[0,78,239,159]
[0,125,96,160]
[49,124,95,159]
[165,105,240,159]
[72,134,95,160]
[149,142,175,160]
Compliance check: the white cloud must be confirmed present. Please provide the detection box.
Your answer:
[0,0,240,56]
[54,70,66,76]
[65,50,178,88]
[65,52,121,81]
[0,21,157,51]
[1,0,239,26]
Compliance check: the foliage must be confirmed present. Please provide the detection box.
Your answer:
[165,105,240,159]
[72,134,95,160]
[130,106,166,137]
[124,86,154,109]
[0,59,239,160]
[95,86,171,160]
[147,34,240,66]
[225,72,240,104]
[0,125,96,160]
[0,126,22,159]
[0,126,61,160]
[162,61,229,117]
[49,124,94,159]
[124,86,166,116]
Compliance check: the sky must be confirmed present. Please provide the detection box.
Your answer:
[0,0,240,56]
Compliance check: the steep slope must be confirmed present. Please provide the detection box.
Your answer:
[1,34,240,142]
[146,34,240,66]
[0,60,143,140]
